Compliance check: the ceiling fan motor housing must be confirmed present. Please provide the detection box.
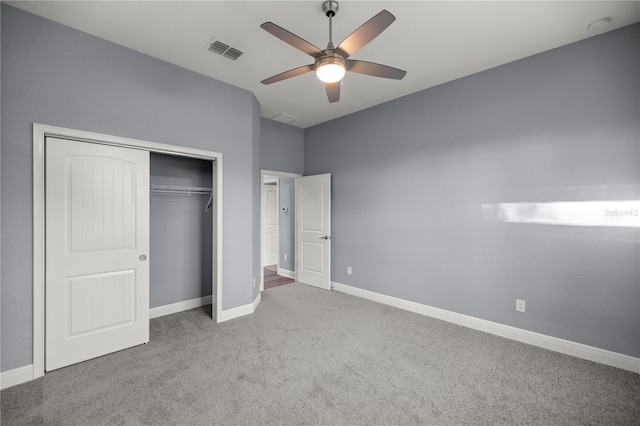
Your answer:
[315,50,345,70]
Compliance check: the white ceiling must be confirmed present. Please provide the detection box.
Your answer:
[7,1,639,128]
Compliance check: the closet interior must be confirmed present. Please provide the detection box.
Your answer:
[149,153,215,311]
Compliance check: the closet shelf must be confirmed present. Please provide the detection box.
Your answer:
[150,185,212,196]
[150,185,214,211]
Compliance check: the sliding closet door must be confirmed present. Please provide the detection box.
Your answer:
[45,137,150,371]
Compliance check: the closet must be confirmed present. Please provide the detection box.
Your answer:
[149,153,215,310]
[37,125,222,375]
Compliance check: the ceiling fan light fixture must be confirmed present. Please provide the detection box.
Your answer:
[315,55,346,83]
[316,63,345,83]
[260,2,405,102]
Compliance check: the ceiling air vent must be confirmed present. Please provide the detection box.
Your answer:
[223,48,243,61]
[207,38,243,61]
[270,113,299,124]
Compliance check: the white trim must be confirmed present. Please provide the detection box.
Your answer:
[277,268,296,279]
[332,282,640,374]
[36,124,221,159]
[220,293,262,322]
[32,125,46,380]
[0,365,34,390]
[261,169,301,179]
[214,154,224,324]
[33,123,224,381]
[149,296,213,319]
[253,292,262,312]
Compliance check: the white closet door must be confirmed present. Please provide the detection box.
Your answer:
[46,137,150,371]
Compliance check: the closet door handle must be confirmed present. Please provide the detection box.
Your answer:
[139,255,147,261]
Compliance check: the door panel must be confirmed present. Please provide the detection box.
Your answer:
[68,270,136,336]
[297,174,331,289]
[69,157,135,251]
[301,241,325,273]
[46,137,150,371]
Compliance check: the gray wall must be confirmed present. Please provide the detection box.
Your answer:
[1,5,260,371]
[260,118,304,174]
[278,178,296,272]
[260,117,303,274]
[0,5,3,343]
[305,24,639,357]
[150,154,213,308]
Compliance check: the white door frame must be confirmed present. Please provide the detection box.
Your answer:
[260,169,301,291]
[33,123,224,380]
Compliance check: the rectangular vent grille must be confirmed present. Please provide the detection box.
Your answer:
[207,39,243,61]
[270,113,299,124]
[223,48,243,61]
[209,41,229,55]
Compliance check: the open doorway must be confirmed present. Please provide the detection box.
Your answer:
[260,170,301,291]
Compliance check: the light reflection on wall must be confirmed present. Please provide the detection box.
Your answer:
[481,200,640,228]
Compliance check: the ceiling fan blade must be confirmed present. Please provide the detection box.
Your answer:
[261,64,314,85]
[347,60,407,80]
[325,82,340,103]
[261,22,324,58]
[335,10,395,59]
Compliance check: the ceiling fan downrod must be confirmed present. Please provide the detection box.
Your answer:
[322,1,339,50]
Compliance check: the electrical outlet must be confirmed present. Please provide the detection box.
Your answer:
[284,254,288,261]
[347,266,352,275]
[516,299,526,313]
[253,277,256,288]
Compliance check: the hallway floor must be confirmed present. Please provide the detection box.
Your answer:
[264,265,294,290]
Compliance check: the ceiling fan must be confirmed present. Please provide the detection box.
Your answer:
[260,1,407,103]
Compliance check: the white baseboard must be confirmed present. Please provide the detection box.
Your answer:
[1,364,34,390]
[149,295,212,319]
[332,282,640,374]
[253,292,262,311]
[220,292,262,322]
[277,268,295,279]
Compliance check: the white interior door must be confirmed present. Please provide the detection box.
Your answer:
[262,183,279,266]
[296,174,331,290]
[46,137,150,371]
